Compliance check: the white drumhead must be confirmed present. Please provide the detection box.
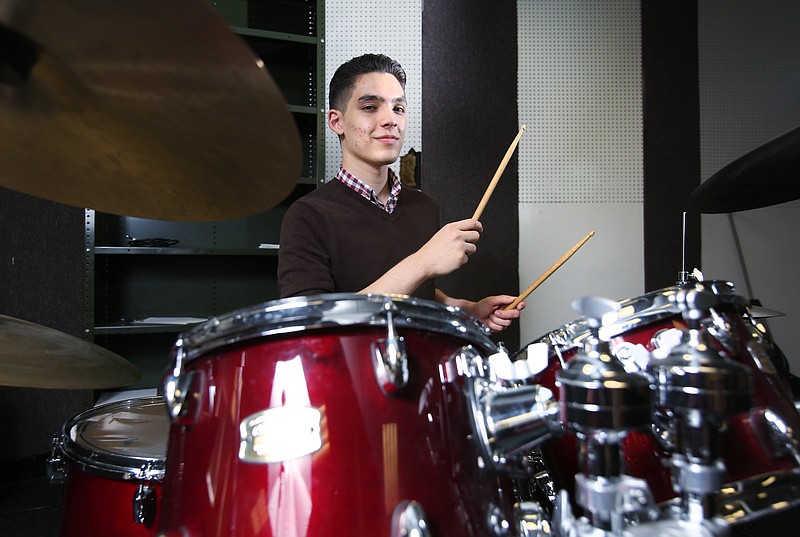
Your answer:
[62,396,168,480]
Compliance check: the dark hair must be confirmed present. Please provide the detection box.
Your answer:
[329,53,406,111]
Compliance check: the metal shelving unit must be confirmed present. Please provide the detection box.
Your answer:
[83,0,325,389]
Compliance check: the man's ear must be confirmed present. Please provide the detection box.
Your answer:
[328,109,344,136]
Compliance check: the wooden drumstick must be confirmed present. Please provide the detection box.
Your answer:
[472,125,526,220]
[505,231,595,310]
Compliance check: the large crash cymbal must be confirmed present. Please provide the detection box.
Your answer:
[688,125,800,214]
[0,0,301,222]
[0,314,140,389]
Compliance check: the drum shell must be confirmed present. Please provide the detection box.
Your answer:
[159,296,520,537]
[60,467,163,537]
[57,396,168,537]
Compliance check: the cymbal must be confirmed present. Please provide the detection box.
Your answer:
[748,305,786,319]
[0,314,140,389]
[688,125,800,213]
[0,0,301,222]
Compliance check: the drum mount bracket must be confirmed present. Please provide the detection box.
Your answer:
[372,297,409,397]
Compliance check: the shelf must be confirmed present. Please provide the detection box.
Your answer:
[289,104,318,115]
[232,25,318,45]
[94,323,204,336]
[95,247,279,256]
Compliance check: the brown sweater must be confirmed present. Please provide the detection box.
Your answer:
[277,179,440,300]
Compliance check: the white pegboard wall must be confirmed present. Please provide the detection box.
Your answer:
[517,0,643,203]
[324,1,422,183]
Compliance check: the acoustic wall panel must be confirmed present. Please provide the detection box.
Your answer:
[516,1,644,345]
[518,0,642,204]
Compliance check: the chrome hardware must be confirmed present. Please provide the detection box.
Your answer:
[440,344,492,384]
[556,295,655,533]
[469,377,560,473]
[761,408,800,464]
[163,339,187,419]
[46,434,67,484]
[372,297,408,396]
[133,461,163,483]
[239,406,323,463]
[132,482,157,525]
[455,342,561,474]
[487,504,512,536]
[516,501,551,537]
[163,339,203,424]
[391,500,431,537]
[526,449,557,510]
[652,288,753,525]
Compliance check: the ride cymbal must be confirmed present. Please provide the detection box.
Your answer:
[0,314,140,389]
[688,125,800,214]
[0,0,301,222]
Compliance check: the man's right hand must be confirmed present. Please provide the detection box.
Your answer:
[358,218,483,296]
[414,218,483,278]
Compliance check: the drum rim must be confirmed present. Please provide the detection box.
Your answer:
[175,292,497,363]
[532,281,744,352]
[60,396,168,481]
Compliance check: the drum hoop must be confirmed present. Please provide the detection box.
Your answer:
[536,282,745,353]
[60,396,167,481]
[176,293,497,364]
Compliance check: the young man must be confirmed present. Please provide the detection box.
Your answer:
[277,54,523,332]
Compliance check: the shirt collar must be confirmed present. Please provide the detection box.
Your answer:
[336,166,401,214]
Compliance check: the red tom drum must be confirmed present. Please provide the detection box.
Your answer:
[524,282,800,504]
[158,293,524,537]
[54,396,169,537]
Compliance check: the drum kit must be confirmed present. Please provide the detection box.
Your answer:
[3,2,800,536]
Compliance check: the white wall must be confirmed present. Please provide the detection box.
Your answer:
[516,1,644,346]
[698,0,800,372]
[324,1,422,182]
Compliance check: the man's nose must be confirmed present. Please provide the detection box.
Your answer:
[379,106,397,127]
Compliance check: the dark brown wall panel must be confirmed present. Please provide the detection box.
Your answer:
[422,0,520,349]
[642,1,702,289]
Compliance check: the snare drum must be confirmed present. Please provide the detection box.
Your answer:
[522,282,800,504]
[54,396,169,537]
[158,293,524,537]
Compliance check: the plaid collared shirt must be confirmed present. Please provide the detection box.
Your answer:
[336,166,401,214]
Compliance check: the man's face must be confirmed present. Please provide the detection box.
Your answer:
[328,72,407,172]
